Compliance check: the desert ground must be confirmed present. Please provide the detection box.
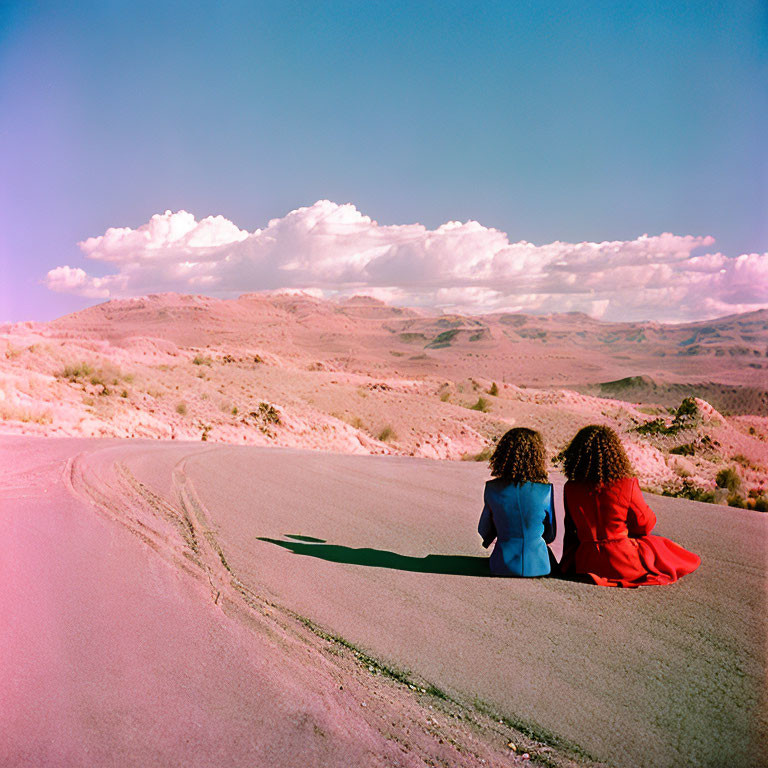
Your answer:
[1,293,766,502]
[1,435,765,768]
[1,293,767,767]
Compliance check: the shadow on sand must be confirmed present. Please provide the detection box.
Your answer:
[257,534,492,576]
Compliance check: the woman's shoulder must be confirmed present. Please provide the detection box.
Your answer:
[486,478,551,490]
[566,475,635,490]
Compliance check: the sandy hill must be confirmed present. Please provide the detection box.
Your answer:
[1,293,766,504]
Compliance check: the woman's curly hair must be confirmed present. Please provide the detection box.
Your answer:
[562,425,633,485]
[488,427,548,485]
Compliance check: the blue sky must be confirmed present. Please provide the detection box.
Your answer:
[1,0,766,321]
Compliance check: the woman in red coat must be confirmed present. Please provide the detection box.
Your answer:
[560,425,700,587]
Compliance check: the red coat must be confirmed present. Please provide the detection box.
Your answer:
[561,476,700,588]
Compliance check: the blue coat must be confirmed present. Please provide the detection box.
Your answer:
[478,479,556,577]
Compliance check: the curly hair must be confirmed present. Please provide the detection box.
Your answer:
[488,427,548,485]
[562,425,633,485]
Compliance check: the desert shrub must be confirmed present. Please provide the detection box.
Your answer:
[253,354,264,364]
[192,354,212,366]
[175,401,188,416]
[670,443,695,456]
[675,397,700,422]
[748,426,756,435]
[754,496,768,513]
[231,406,238,415]
[727,494,746,509]
[461,446,493,462]
[121,390,128,398]
[662,480,716,503]
[378,425,396,442]
[716,467,741,493]
[635,418,675,436]
[58,362,94,380]
[488,382,499,396]
[200,423,212,441]
[89,374,110,395]
[469,397,490,413]
[349,416,365,430]
[242,402,281,434]
[257,401,280,424]
[635,397,702,437]
[0,403,53,425]
[731,454,751,468]
[439,390,451,402]
[427,329,460,348]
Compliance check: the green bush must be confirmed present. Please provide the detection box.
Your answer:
[674,397,700,422]
[461,446,494,462]
[488,382,499,397]
[635,418,676,436]
[715,467,741,493]
[58,362,94,380]
[727,494,746,509]
[469,397,490,413]
[661,480,716,503]
[670,443,695,456]
[378,425,396,442]
[257,401,280,424]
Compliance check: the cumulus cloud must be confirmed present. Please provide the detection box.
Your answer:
[45,200,767,321]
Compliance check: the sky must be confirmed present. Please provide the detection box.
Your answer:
[1,0,766,322]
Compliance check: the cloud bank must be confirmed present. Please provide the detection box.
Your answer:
[45,201,768,321]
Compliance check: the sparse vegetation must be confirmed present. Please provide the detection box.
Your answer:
[378,425,396,442]
[634,396,701,437]
[243,402,282,435]
[716,467,741,493]
[427,329,460,349]
[661,480,716,503]
[461,446,493,462]
[257,401,280,424]
[192,354,212,366]
[200,423,212,441]
[469,396,490,413]
[670,443,695,456]
[175,401,188,416]
[58,362,94,380]
[440,390,451,402]
[488,382,499,396]
[0,402,53,425]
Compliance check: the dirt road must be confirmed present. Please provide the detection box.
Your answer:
[1,436,765,767]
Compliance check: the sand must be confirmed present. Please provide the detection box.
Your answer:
[1,435,765,767]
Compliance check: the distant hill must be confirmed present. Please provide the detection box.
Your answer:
[26,293,766,413]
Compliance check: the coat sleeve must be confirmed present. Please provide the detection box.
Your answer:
[627,477,656,536]
[542,483,556,544]
[559,485,579,573]
[478,486,497,549]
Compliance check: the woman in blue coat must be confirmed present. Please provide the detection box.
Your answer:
[478,427,556,577]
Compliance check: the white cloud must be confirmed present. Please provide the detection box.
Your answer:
[45,200,768,321]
